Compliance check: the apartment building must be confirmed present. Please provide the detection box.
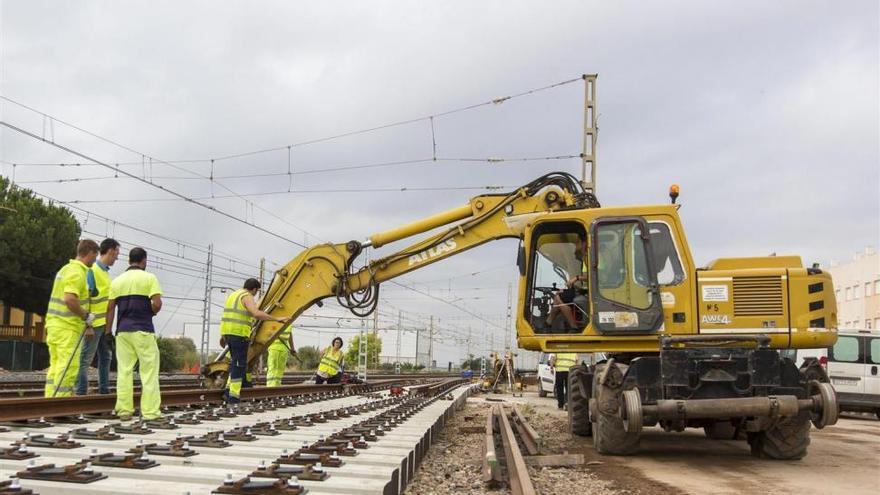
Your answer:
[827,247,880,330]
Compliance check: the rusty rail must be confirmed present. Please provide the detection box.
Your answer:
[0,381,410,422]
[511,404,542,455]
[497,404,536,495]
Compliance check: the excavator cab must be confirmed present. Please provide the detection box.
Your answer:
[522,216,664,337]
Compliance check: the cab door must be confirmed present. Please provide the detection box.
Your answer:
[590,217,664,334]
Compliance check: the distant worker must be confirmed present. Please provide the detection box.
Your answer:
[105,247,163,421]
[219,278,289,403]
[315,336,345,384]
[76,238,120,395]
[44,239,99,397]
[266,324,295,387]
[550,352,577,410]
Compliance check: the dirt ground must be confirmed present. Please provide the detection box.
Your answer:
[407,390,880,495]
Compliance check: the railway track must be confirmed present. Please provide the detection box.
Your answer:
[483,403,539,495]
[0,373,460,399]
[0,377,473,494]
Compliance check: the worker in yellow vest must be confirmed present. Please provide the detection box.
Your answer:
[315,337,345,384]
[549,352,578,410]
[219,278,290,403]
[105,247,163,421]
[266,325,295,387]
[44,239,100,397]
[76,238,120,395]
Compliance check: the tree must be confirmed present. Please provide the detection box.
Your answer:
[294,345,321,371]
[156,337,199,372]
[0,177,81,314]
[344,333,382,369]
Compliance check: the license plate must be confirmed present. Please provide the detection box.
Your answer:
[832,378,858,386]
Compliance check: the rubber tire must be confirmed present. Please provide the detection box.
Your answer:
[704,421,739,440]
[568,364,591,436]
[749,413,811,460]
[538,387,548,398]
[591,364,639,455]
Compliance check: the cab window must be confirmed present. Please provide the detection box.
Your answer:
[634,223,685,286]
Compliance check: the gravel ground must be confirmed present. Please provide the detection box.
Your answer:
[404,395,625,495]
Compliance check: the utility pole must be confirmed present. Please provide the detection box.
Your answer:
[505,283,512,352]
[395,310,402,374]
[428,316,434,370]
[200,244,214,365]
[258,257,266,299]
[466,326,472,363]
[372,306,379,370]
[357,319,368,383]
[581,74,598,195]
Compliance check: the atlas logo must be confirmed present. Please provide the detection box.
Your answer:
[408,239,457,266]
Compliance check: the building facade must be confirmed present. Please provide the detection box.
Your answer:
[0,300,48,370]
[828,247,880,331]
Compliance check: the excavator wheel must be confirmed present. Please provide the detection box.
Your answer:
[748,411,811,460]
[591,362,640,455]
[567,364,591,436]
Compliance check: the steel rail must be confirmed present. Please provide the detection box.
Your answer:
[497,404,537,495]
[511,404,542,455]
[0,380,423,422]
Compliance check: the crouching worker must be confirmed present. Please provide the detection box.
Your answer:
[220,278,289,403]
[105,247,162,421]
[315,337,344,384]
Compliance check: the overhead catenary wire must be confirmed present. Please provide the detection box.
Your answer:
[0,120,311,248]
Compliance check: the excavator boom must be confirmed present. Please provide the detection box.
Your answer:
[203,172,595,384]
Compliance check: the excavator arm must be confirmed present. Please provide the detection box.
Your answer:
[202,172,596,385]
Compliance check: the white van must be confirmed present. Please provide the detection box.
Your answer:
[827,330,880,418]
[537,352,602,397]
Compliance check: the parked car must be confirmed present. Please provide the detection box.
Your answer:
[783,329,879,418]
[827,330,880,418]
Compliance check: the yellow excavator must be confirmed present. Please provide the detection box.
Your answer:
[203,171,838,459]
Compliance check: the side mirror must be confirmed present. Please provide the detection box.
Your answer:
[517,242,526,277]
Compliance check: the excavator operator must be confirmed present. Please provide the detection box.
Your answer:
[547,237,589,329]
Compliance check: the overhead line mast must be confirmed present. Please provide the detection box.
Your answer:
[581,74,598,194]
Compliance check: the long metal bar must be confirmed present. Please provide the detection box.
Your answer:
[511,404,542,455]
[497,405,537,495]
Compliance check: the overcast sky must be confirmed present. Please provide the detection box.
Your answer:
[1,1,877,368]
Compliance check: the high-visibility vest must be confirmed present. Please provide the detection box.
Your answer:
[220,289,253,338]
[45,259,89,333]
[318,348,344,376]
[554,353,577,371]
[268,325,292,351]
[89,263,112,328]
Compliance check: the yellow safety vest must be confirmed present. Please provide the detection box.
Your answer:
[554,353,577,371]
[89,263,112,328]
[45,259,89,333]
[220,289,253,338]
[318,348,344,376]
[268,325,292,351]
